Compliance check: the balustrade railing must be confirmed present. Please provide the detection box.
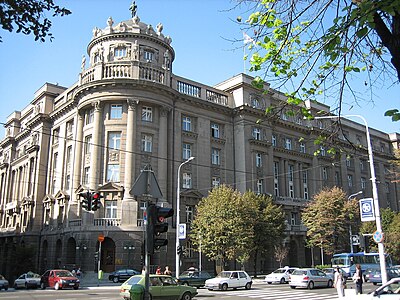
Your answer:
[94,218,121,227]
[177,81,201,98]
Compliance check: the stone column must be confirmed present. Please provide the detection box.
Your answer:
[157,107,169,198]
[90,100,102,190]
[73,113,84,202]
[122,98,139,226]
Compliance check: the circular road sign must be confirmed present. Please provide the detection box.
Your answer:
[373,231,384,243]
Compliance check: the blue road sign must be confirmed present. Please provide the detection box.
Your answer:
[359,198,375,222]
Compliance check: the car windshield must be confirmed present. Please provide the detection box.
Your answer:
[126,276,142,285]
[26,273,40,278]
[292,270,307,276]
[273,269,285,274]
[55,271,74,277]
[180,271,196,277]
[216,271,231,278]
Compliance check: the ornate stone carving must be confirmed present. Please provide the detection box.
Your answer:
[156,23,163,34]
[107,17,114,27]
[127,98,139,111]
[92,100,102,111]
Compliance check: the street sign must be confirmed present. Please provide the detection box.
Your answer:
[351,235,360,245]
[359,198,375,222]
[373,230,384,243]
[178,223,186,240]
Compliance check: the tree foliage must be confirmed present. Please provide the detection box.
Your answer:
[0,0,71,42]
[189,185,255,269]
[302,186,359,254]
[239,0,400,119]
[190,186,285,271]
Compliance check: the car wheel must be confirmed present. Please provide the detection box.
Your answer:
[54,282,60,290]
[245,282,252,290]
[267,282,272,284]
[40,282,46,290]
[373,282,377,286]
[327,279,333,288]
[280,278,286,284]
[113,277,119,283]
[14,283,18,289]
[208,289,213,291]
[181,292,192,300]
[290,286,296,289]
[4,286,8,291]
[307,281,314,290]
[221,283,228,291]
[73,286,79,290]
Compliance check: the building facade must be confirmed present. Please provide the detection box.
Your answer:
[0,11,399,280]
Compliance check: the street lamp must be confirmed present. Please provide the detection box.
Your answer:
[348,191,363,253]
[314,114,388,283]
[176,156,195,278]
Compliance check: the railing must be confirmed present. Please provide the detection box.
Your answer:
[94,218,121,227]
[139,66,164,83]
[177,81,201,98]
[275,196,309,206]
[103,63,132,79]
[69,219,82,227]
[206,90,228,106]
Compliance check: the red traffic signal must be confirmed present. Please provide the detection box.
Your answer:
[91,192,103,211]
[147,204,174,254]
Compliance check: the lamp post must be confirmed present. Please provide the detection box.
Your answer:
[176,156,195,278]
[348,191,363,253]
[314,114,387,283]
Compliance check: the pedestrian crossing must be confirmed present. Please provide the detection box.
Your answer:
[205,287,339,299]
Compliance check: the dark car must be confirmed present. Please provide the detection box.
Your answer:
[108,269,140,283]
[40,269,79,290]
[369,267,400,285]
[177,270,212,287]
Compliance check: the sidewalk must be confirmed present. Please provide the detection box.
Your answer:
[79,272,120,288]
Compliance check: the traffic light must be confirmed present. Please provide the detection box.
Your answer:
[79,191,92,211]
[147,204,174,254]
[94,251,99,260]
[177,245,183,256]
[92,192,103,211]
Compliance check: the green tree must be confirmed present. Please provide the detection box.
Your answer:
[242,191,286,277]
[385,212,400,262]
[239,0,400,120]
[302,186,357,254]
[190,185,254,270]
[0,0,71,42]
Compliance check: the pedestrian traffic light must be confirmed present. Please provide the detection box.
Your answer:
[79,191,92,211]
[147,204,174,254]
[177,245,183,256]
[94,251,99,260]
[92,192,103,211]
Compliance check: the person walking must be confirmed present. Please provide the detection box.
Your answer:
[334,267,345,298]
[164,266,172,275]
[156,266,161,275]
[353,264,363,294]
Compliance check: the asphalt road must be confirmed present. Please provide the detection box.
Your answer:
[0,280,377,300]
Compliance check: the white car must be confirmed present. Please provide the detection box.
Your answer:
[13,272,41,289]
[205,271,252,291]
[265,267,297,284]
[289,268,333,289]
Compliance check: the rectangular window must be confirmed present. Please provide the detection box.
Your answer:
[288,164,294,198]
[114,47,127,58]
[144,50,154,61]
[66,146,72,167]
[360,160,365,171]
[84,135,92,155]
[142,106,153,122]
[300,142,306,153]
[110,104,123,119]
[211,123,220,138]
[182,116,192,131]
[274,161,279,196]
[65,174,71,190]
[272,134,277,146]
[346,157,351,167]
[212,176,220,188]
[142,134,152,152]
[252,127,261,140]
[348,174,353,187]
[186,206,194,223]
[107,164,120,182]
[361,177,367,190]
[108,132,121,150]
[322,167,328,180]
[182,172,192,188]
[285,138,292,150]
[105,200,118,218]
[320,146,326,156]
[256,179,263,194]
[83,167,90,185]
[183,143,192,160]
[211,148,220,165]
[86,108,94,125]
[291,212,298,225]
[256,153,262,167]
[53,128,60,144]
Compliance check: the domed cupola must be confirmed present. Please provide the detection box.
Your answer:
[78,6,175,88]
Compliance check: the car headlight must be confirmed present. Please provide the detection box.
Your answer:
[76,280,80,283]
[60,280,66,284]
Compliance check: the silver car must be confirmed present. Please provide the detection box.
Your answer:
[289,268,333,290]
[13,272,41,289]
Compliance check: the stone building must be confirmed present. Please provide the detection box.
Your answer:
[0,11,399,279]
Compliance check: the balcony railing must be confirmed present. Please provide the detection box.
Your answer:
[94,218,121,227]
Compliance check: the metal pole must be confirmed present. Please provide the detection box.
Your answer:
[314,115,388,283]
[176,157,195,278]
[97,241,102,287]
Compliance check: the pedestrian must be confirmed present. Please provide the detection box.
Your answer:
[164,266,172,276]
[72,268,76,276]
[142,266,146,275]
[353,264,363,294]
[76,267,82,278]
[334,267,345,298]
[156,266,161,275]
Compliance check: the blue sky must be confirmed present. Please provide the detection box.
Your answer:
[0,0,399,136]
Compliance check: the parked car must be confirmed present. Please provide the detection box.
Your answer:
[119,274,197,300]
[362,277,400,299]
[364,268,379,282]
[321,267,348,282]
[40,269,80,290]
[204,270,252,291]
[289,268,333,290]
[369,267,400,285]
[109,269,141,283]
[264,267,297,284]
[0,275,9,291]
[13,271,41,289]
[176,269,212,287]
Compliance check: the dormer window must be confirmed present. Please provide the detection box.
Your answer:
[114,47,127,58]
